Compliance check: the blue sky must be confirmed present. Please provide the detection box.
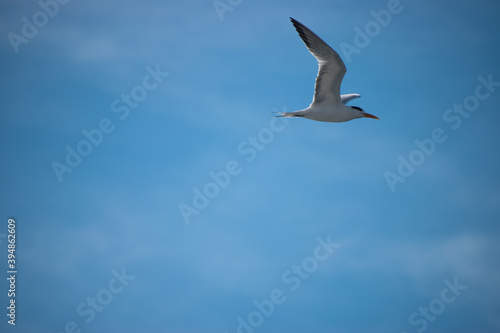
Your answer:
[1,0,500,332]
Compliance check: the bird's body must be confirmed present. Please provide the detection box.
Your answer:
[279,18,379,122]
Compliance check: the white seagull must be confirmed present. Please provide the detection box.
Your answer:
[277,18,379,122]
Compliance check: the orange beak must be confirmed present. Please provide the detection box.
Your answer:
[363,112,379,120]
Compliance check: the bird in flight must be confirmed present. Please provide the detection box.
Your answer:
[277,18,379,122]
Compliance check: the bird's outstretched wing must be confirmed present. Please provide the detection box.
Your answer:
[290,17,346,107]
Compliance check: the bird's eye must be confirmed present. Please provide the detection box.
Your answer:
[352,106,363,112]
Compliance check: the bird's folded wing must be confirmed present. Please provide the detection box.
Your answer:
[341,93,361,104]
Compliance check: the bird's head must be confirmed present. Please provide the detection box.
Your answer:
[351,106,379,120]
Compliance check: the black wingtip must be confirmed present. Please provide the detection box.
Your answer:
[289,18,311,48]
[290,18,305,33]
[290,17,301,27]
[290,18,301,33]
